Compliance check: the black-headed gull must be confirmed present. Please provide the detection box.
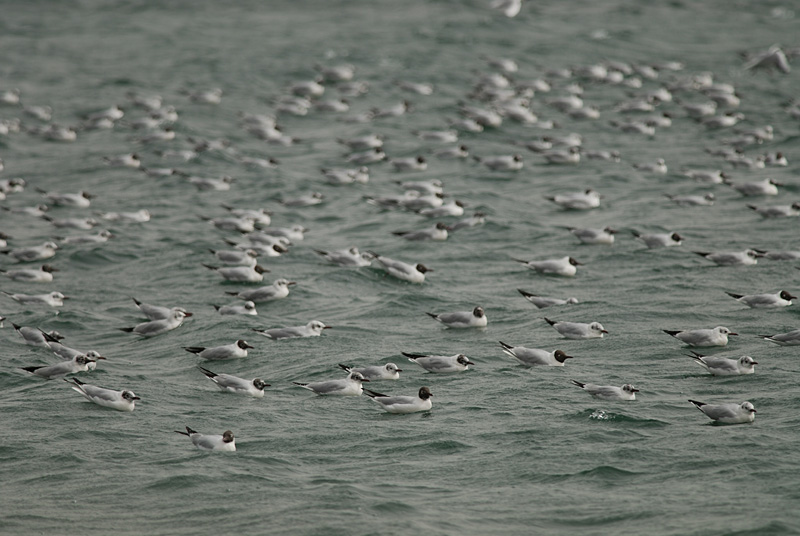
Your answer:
[0,264,58,283]
[2,241,59,262]
[314,247,373,267]
[131,297,190,321]
[726,290,795,308]
[252,320,330,340]
[693,249,761,266]
[567,226,616,245]
[688,400,755,424]
[369,252,432,283]
[3,291,67,307]
[12,324,64,347]
[759,329,800,346]
[545,189,601,210]
[213,301,257,315]
[572,380,638,400]
[402,352,474,373]
[544,318,607,339]
[499,341,573,366]
[226,279,296,302]
[687,351,756,375]
[198,367,269,397]
[517,289,579,308]
[392,222,449,241]
[363,386,433,414]
[515,256,581,277]
[119,309,192,337]
[203,264,269,283]
[175,427,236,451]
[293,371,367,395]
[184,340,253,360]
[663,326,736,347]
[338,363,402,381]
[22,354,101,379]
[65,378,139,411]
[632,231,683,248]
[426,306,487,328]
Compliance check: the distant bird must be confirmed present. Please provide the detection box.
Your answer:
[103,153,141,168]
[293,371,367,396]
[517,289,578,308]
[490,0,522,18]
[252,320,330,340]
[65,378,139,411]
[688,400,756,424]
[725,290,795,308]
[175,427,235,451]
[188,175,234,191]
[743,44,790,73]
[184,87,224,104]
[363,386,433,414]
[338,363,402,381]
[402,352,474,373]
[198,367,269,397]
[544,318,607,339]
[426,306,487,328]
[499,341,573,366]
[184,340,254,360]
[663,326,736,347]
[515,256,581,277]
[687,351,757,376]
[119,310,191,337]
[571,380,638,400]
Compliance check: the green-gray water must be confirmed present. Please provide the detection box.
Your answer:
[1,1,799,534]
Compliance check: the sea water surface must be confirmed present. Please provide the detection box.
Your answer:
[1,1,799,535]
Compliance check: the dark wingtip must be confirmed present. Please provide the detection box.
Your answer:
[543,317,557,326]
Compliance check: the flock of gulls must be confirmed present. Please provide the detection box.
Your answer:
[1,27,798,450]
